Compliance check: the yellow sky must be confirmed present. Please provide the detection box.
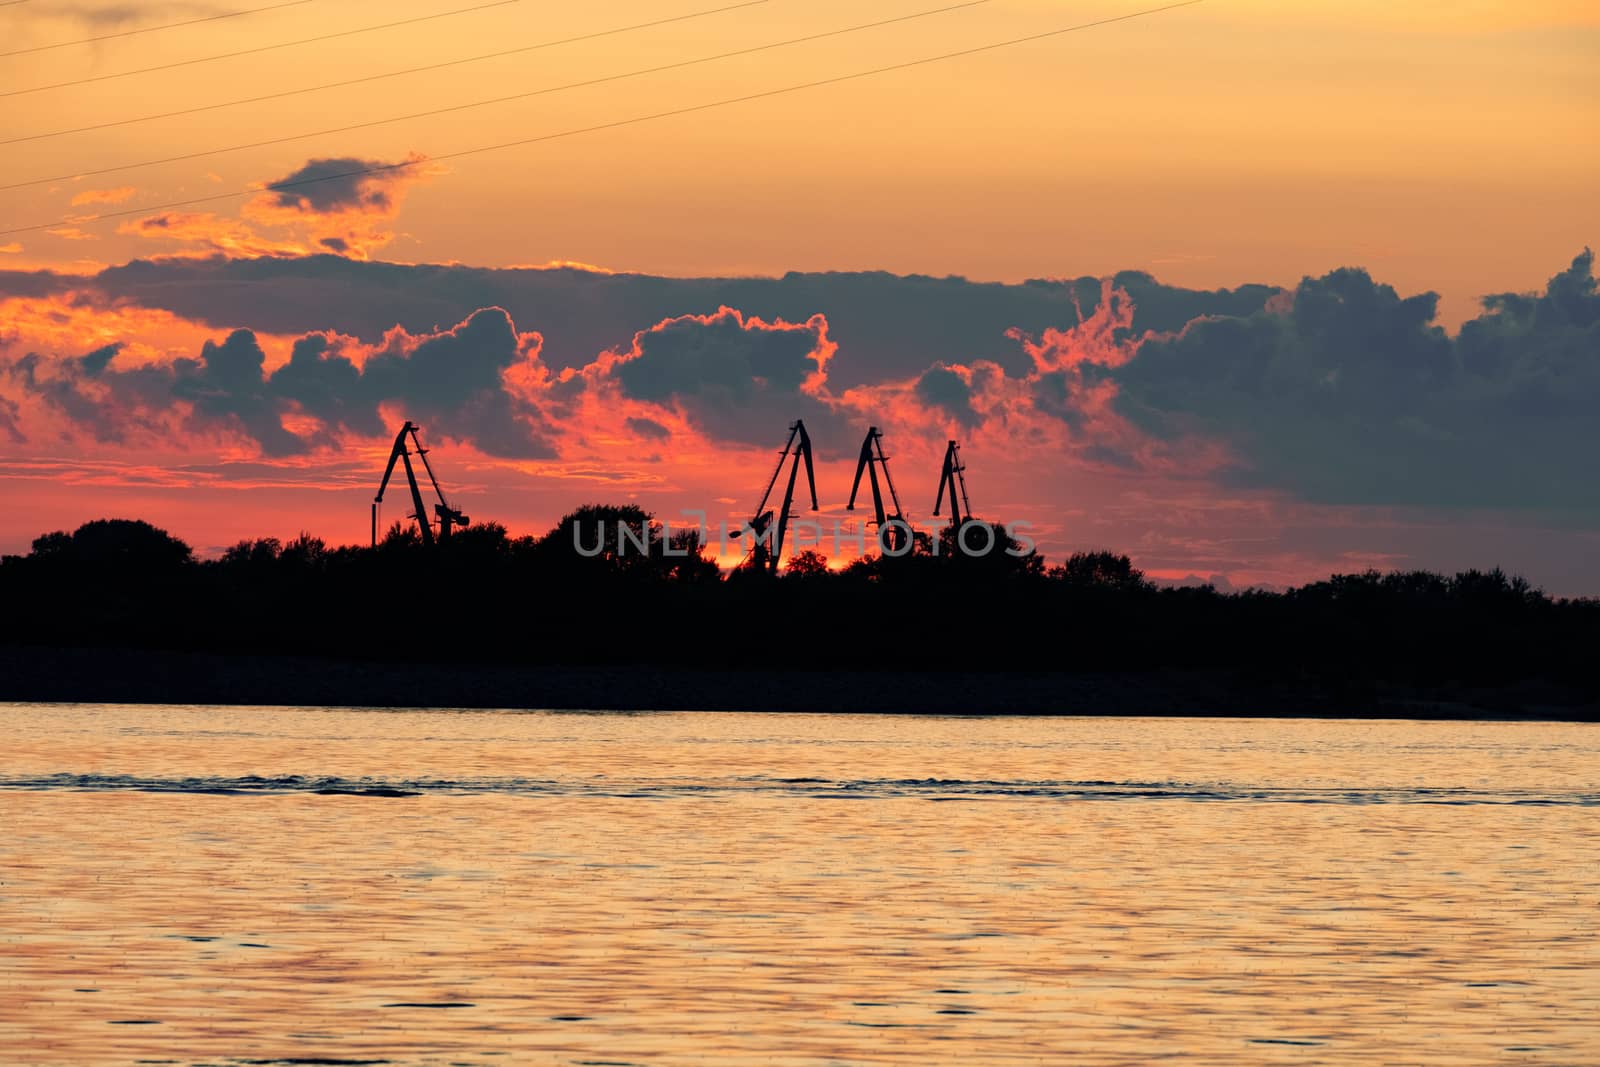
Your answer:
[2,0,1596,324]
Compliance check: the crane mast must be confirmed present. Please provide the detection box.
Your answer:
[372,421,469,547]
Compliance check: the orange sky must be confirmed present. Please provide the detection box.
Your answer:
[1,0,1597,590]
[3,0,1595,322]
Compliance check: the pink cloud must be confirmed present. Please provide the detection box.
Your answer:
[69,187,136,207]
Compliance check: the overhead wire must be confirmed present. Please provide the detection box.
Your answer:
[0,0,521,98]
[1,0,985,191]
[3,0,770,146]
[1,0,321,59]
[0,0,1207,238]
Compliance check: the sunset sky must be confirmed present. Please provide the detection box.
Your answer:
[1,0,1596,590]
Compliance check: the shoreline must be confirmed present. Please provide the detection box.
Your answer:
[1,646,1593,721]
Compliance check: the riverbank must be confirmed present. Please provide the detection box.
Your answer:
[1,646,1592,720]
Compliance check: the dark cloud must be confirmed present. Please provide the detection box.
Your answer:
[616,310,818,400]
[257,156,413,216]
[42,4,224,29]
[264,306,557,459]
[3,308,556,459]
[1108,250,1600,509]
[0,395,23,444]
[914,362,983,429]
[5,252,1595,514]
[608,307,844,447]
[80,343,120,376]
[0,268,73,300]
[1098,270,1278,337]
[1029,369,1087,431]
[358,307,552,459]
[180,329,305,456]
[625,416,671,441]
[10,330,306,454]
[75,257,1279,387]
[267,333,377,440]
[5,351,128,443]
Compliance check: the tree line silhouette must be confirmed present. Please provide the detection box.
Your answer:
[2,512,1596,699]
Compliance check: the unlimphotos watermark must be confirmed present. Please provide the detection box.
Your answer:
[572,511,1035,559]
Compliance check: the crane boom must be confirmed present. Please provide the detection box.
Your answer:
[374,423,408,510]
[774,446,803,566]
[933,439,970,529]
[874,430,904,524]
[750,420,816,523]
[401,447,434,548]
[411,434,448,504]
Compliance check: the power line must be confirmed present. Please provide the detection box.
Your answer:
[1,0,320,59]
[0,0,1206,238]
[3,0,769,146]
[2,0,984,191]
[0,0,521,99]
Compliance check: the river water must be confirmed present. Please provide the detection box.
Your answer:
[0,704,1595,1065]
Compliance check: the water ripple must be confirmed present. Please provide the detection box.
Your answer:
[0,772,1592,806]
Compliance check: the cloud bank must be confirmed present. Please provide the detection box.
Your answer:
[1,248,1595,514]
[1107,250,1600,508]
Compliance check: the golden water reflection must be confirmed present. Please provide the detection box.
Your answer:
[1,706,1596,1065]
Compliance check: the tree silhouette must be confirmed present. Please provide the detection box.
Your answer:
[221,537,282,569]
[443,521,511,562]
[785,549,830,578]
[0,508,1594,705]
[664,528,721,584]
[534,504,718,581]
[37,519,193,570]
[280,533,329,570]
[1050,551,1147,590]
[936,517,1043,577]
[378,520,422,551]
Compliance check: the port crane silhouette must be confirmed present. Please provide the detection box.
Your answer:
[932,439,971,529]
[372,421,469,547]
[846,425,909,554]
[731,419,817,573]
